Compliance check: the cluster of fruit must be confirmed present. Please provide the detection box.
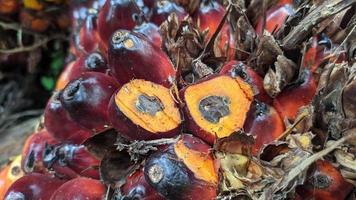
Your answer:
[0,0,354,199]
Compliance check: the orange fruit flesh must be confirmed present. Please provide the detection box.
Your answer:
[0,155,23,199]
[115,79,181,133]
[174,139,217,184]
[184,75,253,138]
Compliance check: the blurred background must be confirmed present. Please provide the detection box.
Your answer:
[0,0,73,166]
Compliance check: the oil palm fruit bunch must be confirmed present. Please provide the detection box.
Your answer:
[1,0,355,199]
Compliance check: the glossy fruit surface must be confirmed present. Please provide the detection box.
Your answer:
[134,22,162,47]
[121,168,165,200]
[108,30,176,87]
[255,4,294,35]
[43,144,100,179]
[195,0,234,59]
[4,173,65,200]
[108,79,181,140]
[244,101,285,155]
[55,52,108,90]
[97,0,141,47]
[150,0,187,25]
[50,177,106,200]
[78,11,101,55]
[273,70,316,120]
[303,35,333,73]
[21,130,59,174]
[44,92,93,144]
[60,72,120,132]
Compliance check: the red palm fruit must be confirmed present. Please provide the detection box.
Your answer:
[195,0,234,59]
[0,156,23,199]
[255,4,294,35]
[303,35,336,73]
[97,0,141,48]
[20,9,50,32]
[180,75,254,144]
[273,70,316,120]
[108,30,176,87]
[55,52,108,90]
[142,0,155,8]
[69,39,81,58]
[78,11,101,55]
[70,2,92,32]
[243,101,285,155]
[134,22,162,47]
[60,72,120,132]
[4,173,65,200]
[150,0,187,25]
[50,177,106,200]
[0,0,19,14]
[194,1,225,39]
[43,144,100,179]
[121,168,165,200]
[144,134,218,200]
[195,0,226,34]
[220,61,271,103]
[82,52,108,72]
[108,79,182,140]
[44,92,93,144]
[296,160,353,200]
[55,61,77,91]
[303,36,323,73]
[134,0,150,18]
[21,130,59,174]
[278,0,293,5]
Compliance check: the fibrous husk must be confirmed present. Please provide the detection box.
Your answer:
[345,14,356,63]
[229,5,257,61]
[246,0,280,26]
[281,0,355,50]
[215,131,273,198]
[249,31,283,75]
[214,131,255,155]
[160,13,207,83]
[116,137,179,162]
[83,128,122,159]
[258,132,355,200]
[160,6,233,85]
[263,55,298,97]
[166,0,356,199]
[342,71,356,119]
[326,135,356,186]
[215,112,356,199]
[313,62,356,139]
